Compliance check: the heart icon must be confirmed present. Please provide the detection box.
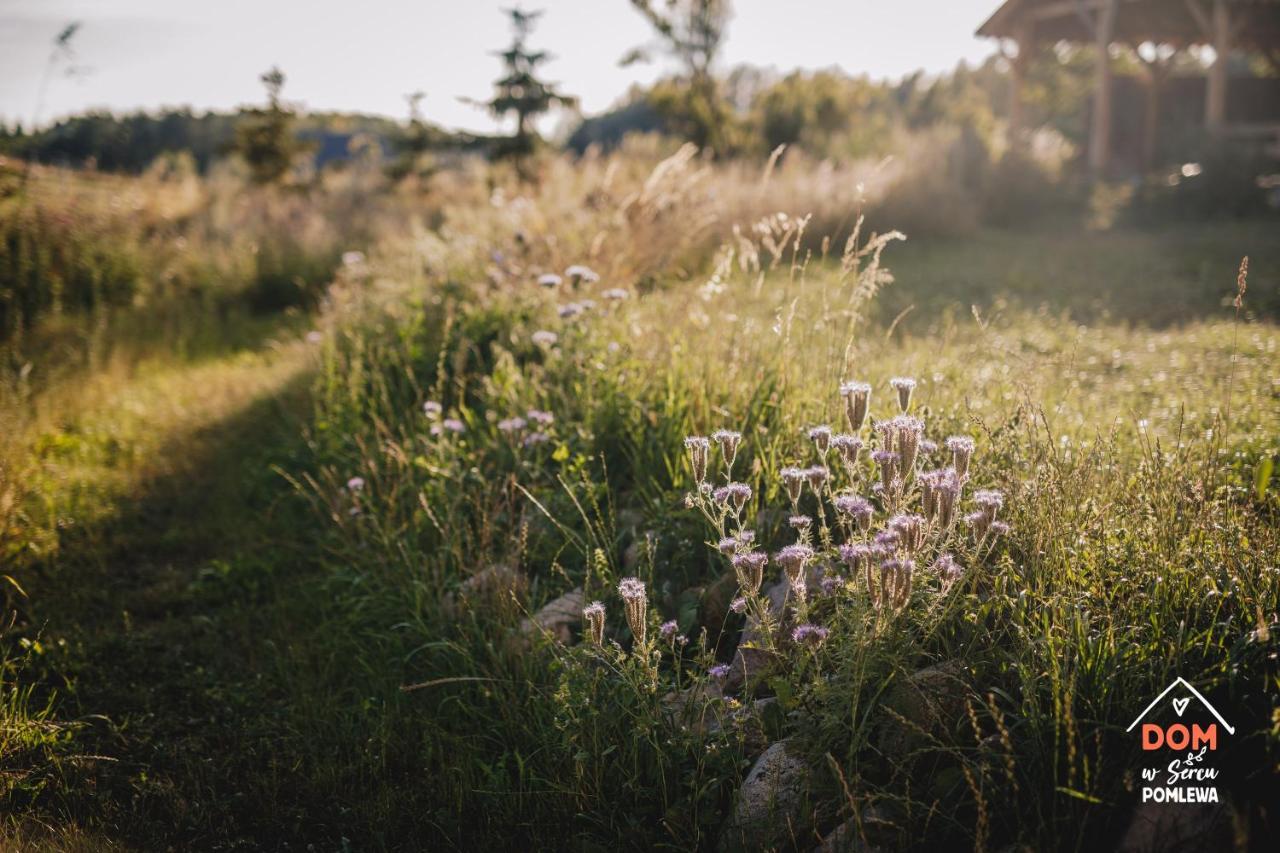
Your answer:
[1173,697,1190,717]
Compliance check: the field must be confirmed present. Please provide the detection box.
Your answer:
[1,151,1277,851]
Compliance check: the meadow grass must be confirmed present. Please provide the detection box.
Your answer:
[1,149,1276,850]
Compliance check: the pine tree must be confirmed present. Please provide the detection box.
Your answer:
[482,8,576,163]
[234,66,300,184]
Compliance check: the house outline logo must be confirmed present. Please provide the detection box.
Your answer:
[1126,677,1235,736]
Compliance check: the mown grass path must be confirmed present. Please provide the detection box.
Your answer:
[4,323,337,849]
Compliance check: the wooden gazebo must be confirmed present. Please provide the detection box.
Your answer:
[977,0,1280,172]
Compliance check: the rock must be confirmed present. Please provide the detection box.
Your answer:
[443,564,527,620]
[519,587,584,644]
[1115,800,1235,853]
[877,661,970,758]
[662,682,724,734]
[813,817,887,853]
[700,570,739,633]
[724,645,777,694]
[721,738,811,852]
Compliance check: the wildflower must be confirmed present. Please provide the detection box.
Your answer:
[974,489,1005,522]
[990,520,1011,536]
[831,434,863,466]
[602,288,629,301]
[871,449,899,492]
[583,601,606,645]
[780,466,806,504]
[730,596,748,614]
[804,466,829,491]
[711,429,743,470]
[820,574,843,595]
[789,514,812,531]
[713,482,752,512]
[341,250,366,268]
[838,542,875,569]
[709,663,731,680]
[920,439,938,454]
[966,510,991,539]
[891,415,924,477]
[423,400,443,419]
[791,623,830,646]
[834,495,874,531]
[526,409,554,427]
[808,425,832,455]
[718,536,740,555]
[660,619,678,641]
[305,330,323,344]
[731,551,768,593]
[840,381,872,431]
[888,513,926,552]
[946,436,975,479]
[876,420,896,453]
[498,417,527,435]
[776,543,813,602]
[879,558,915,609]
[617,577,649,647]
[685,436,711,483]
[346,476,365,492]
[558,302,583,319]
[538,273,563,288]
[889,377,917,412]
[580,299,597,311]
[932,553,963,583]
[441,418,465,434]
[735,529,756,547]
[531,330,559,347]
[564,264,599,285]
[935,471,961,528]
[522,431,550,447]
[873,529,900,551]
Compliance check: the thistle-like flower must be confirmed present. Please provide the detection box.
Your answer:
[659,619,678,641]
[685,436,711,483]
[932,553,963,584]
[791,623,830,646]
[423,400,443,419]
[709,663,731,680]
[871,449,899,492]
[780,466,806,504]
[522,431,550,447]
[531,330,559,347]
[808,425,832,456]
[583,601,606,645]
[879,558,915,609]
[789,514,812,532]
[936,471,961,528]
[526,409,554,427]
[564,264,599,285]
[804,466,829,492]
[974,489,1004,522]
[966,510,991,539]
[617,577,649,647]
[891,415,925,477]
[888,513,927,552]
[602,288,630,301]
[840,381,872,431]
[730,596,748,614]
[558,302,583,319]
[713,482,752,512]
[432,418,466,436]
[712,429,743,470]
[889,377,917,412]
[840,542,877,599]
[498,416,527,436]
[718,536,740,555]
[735,529,756,547]
[834,494,874,531]
[346,476,365,492]
[775,543,814,603]
[731,550,768,593]
[538,273,563,288]
[946,436,975,480]
[831,434,863,467]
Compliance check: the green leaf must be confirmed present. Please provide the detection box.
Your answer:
[1255,456,1274,502]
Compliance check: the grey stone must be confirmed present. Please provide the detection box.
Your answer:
[720,738,811,852]
[518,586,584,644]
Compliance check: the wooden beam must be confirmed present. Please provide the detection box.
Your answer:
[1089,0,1119,173]
[1206,0,1230,131]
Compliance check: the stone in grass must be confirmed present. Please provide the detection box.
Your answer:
[518,586,584,644]
[443,564,527,620]
[662,681,724,735]
[1115,799,1236,853]
[720,738,811,853]
[877,660,970,758]
[723,645,777,694]
[813,816,889,853]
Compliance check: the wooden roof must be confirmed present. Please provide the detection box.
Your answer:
[977,0,1280,49]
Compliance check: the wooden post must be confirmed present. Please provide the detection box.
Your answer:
[1008,24,1033,150]
[1136,45,1174,172]
[1089,0,1119,173]
[1206,0,1231,131]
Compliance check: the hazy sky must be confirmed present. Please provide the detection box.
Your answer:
[0,0,1001,133]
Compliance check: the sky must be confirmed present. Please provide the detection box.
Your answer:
[0,0,1001,134]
